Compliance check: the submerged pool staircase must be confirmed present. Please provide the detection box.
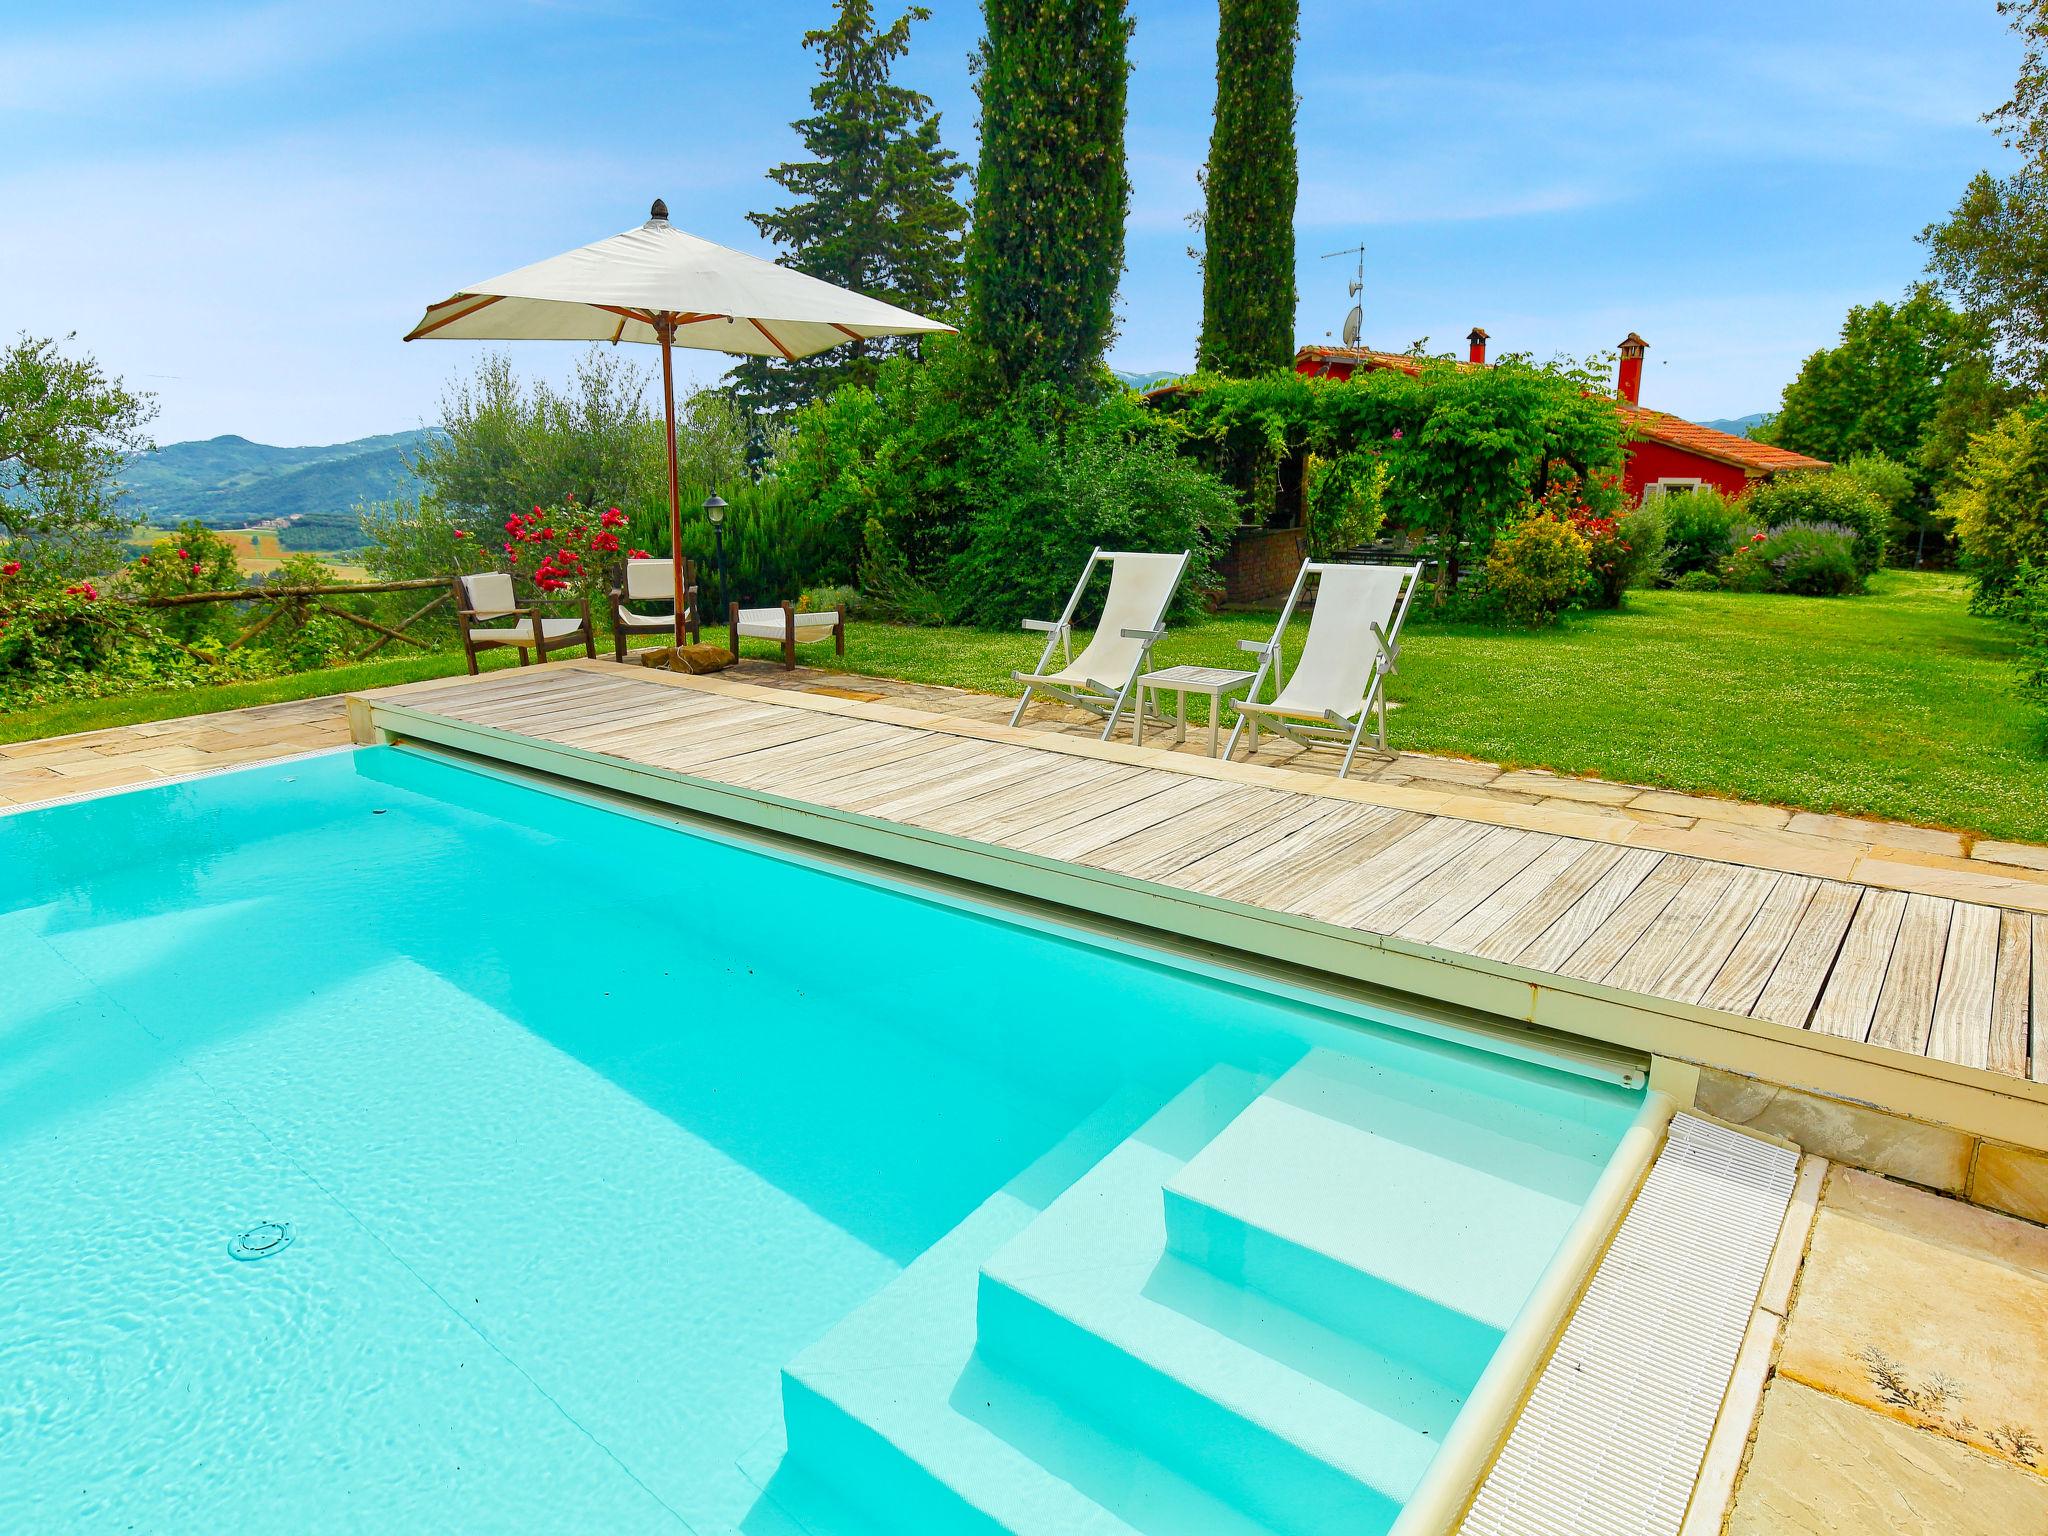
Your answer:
[746,1047,1630,1536]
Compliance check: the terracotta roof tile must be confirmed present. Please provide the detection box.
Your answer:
[1617,405,1830,474]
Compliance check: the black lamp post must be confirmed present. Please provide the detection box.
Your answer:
[704,492,729,627]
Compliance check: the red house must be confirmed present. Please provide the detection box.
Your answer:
[1292,330,1829,503]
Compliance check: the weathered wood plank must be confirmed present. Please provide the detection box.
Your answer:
[1619,864,1776,999]
[1464,845,1649,965]
[752,730,964,798]
[1423,838,1603,955]
[921,760,1146,841]
[1016,776,1242,865]
[1553,858,1700,983]
[1926,903,2002,1071]
[1353,827,1549,939]
[1167,802,1377,897]
[1289,818,1496,930]
[702,723,905,790]
[2034,914,2048,1084]
[1748,881,1862,1029]
[849,748,1058,824]
[1808,889,1907,1041]
[981,770,1196,853]
[821,741,1020,814]
[1087,794,1324,885]
[1987,909,2032,1079]
[1865,893,1955,1055]
[1512,852,1678,976]
[1693,874,1817,1015]
[1212,808,1429,910]
[1397,830,1560,948]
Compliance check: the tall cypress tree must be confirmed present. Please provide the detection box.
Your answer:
[1197,0,1299,377]
[965,0,1133,391]
[730,0,969,417]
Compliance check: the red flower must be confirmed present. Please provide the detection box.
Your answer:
[600,507,626,528]
[3,561,23,576]
[176,548,188,559]
[453,529,468,539]
[541,526,554,540]
[1390,428,1404,440]
[64,581,100,600]
[1751,531,1766,544]
[628,548,651,560]
[591,530,621,553]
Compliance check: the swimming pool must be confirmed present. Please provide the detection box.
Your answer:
[2,746,1642,1534]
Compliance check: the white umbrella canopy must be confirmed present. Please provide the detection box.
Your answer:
[405,199,954,645]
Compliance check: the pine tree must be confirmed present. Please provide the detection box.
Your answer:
[1197,0,1299,377]
[965,0,1133,391]
[729,1,969,417]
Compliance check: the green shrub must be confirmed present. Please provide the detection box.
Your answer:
[2005,561,2048,736]
[1725,521,1861,596]
[1658,488,1744,578]
[944,426,1233,629]
[1940,400,2048,608]
[1747,471,1888,575]
[117,522,244,643]
[1483,514,1590,626]
[1671,569,1722,592]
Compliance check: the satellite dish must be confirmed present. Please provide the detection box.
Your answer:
[1342,305,1362,347]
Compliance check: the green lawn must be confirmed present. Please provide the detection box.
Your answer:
[6,570,2044,843]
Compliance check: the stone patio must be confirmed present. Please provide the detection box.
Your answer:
[0,697,349,806]
[1722,1168,2048,1532]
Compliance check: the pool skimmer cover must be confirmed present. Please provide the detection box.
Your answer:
[229,1221,295,1262]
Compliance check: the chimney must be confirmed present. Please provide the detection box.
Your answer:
[1467,326,1489,366]
[1616,332,1648,405]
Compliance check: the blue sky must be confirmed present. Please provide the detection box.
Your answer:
[1,0,2022,445]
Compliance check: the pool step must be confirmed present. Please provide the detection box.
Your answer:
[772,1069,1284,1536]
[974,1066,1452,1536]
[1163,1047,1607,1391]
[767,1050,1621,1536]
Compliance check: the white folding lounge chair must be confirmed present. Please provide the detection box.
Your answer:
[1226,560,1422,778]
[453,571,596,674]
[610,556,698,659]
[1010,548,1192,740]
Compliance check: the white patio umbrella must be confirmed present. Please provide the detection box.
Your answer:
[405,198,954,645]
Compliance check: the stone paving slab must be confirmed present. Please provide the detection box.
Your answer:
[1775,1168,2048,1474]
[0,697,350,804]
[1727,1378,2046,1534]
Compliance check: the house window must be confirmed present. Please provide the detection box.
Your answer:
[1647,477,1705,498]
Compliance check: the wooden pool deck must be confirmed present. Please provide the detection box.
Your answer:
[349,660,2048,1152]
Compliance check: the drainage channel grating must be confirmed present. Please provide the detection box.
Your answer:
[1462,1111,1797,1536]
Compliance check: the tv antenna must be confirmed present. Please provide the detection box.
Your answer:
[1322,243,1365,347]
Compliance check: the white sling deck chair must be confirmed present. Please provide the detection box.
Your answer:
[1010,548,1192,740]
[1226,560,1423,778]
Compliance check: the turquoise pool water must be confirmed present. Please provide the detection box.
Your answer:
[1,747,1641,1534]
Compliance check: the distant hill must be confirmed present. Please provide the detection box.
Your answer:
[119,430,434,550]
[1698,412,1770,438]
[1114,370,1182,392]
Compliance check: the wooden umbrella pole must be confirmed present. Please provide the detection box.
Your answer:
[660,313,685,649]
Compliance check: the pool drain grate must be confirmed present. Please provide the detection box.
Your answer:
[229,1221,295,1262]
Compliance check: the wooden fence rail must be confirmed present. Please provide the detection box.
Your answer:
[110,578,454,665]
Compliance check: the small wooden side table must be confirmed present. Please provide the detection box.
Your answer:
[1134,664,1257,757]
